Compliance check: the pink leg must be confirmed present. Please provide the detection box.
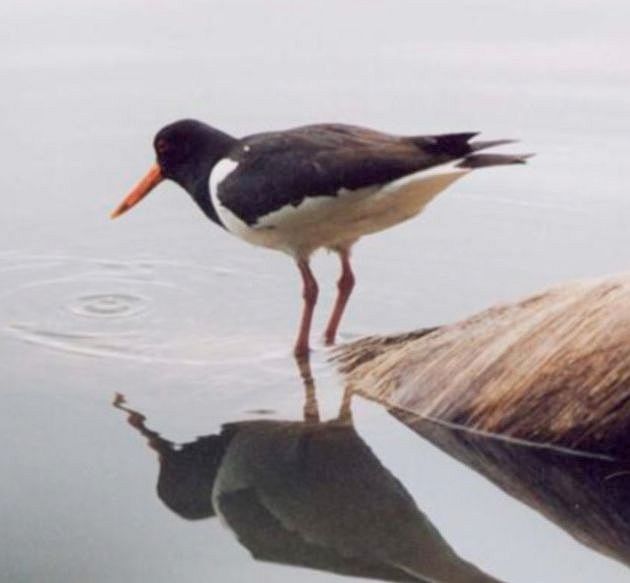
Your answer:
[294,259,319,358]
[324,249,355,346]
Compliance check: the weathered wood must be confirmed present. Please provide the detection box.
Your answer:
[335,274,630,457]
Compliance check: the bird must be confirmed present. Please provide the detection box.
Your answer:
[111,119,531,357]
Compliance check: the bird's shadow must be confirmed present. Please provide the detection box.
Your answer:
[113,356,503,583]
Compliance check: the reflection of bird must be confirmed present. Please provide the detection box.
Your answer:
[113,364,503,582]
[111,120,530,356]
[113,393,224,520]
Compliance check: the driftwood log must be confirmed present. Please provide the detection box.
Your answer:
[336,273,630,458]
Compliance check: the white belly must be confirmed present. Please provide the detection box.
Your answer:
[210,159,469,258]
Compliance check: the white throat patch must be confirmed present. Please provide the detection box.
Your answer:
[209,158,261,241]
[209,158,239,198]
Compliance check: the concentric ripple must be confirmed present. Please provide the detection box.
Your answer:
[68,293,148,319]
[1,253,285,365]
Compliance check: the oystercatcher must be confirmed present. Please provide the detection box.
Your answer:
[111,120,530,357]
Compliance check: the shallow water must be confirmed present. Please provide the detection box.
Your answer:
[3,1,630,581]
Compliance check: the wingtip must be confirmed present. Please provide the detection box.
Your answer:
[458,152,535,169]
[470,138,520,152]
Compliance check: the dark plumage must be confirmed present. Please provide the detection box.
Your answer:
[218,125,527,225]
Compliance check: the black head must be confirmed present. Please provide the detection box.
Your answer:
[153,119,234,189]
[111,119,235,219]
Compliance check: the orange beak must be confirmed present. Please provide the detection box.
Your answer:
[110,164,163,219]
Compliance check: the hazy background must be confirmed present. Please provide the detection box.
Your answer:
[2,1,630,582]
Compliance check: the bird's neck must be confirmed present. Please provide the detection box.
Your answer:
[184,129,236,228]
[190,181,224,227]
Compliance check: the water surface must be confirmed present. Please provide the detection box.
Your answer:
[2,1,630,581]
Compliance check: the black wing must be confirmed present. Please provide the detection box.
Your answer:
[216,124,481,226]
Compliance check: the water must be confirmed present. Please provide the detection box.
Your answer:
[2,1,630,581]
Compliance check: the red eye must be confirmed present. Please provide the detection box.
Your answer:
[156,139,169,154]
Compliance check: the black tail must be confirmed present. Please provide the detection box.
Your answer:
[458,152,534,168]
[412,132,533,168]
[465,137,532,167]
[469,138,518,151]
[419,132,479,157]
